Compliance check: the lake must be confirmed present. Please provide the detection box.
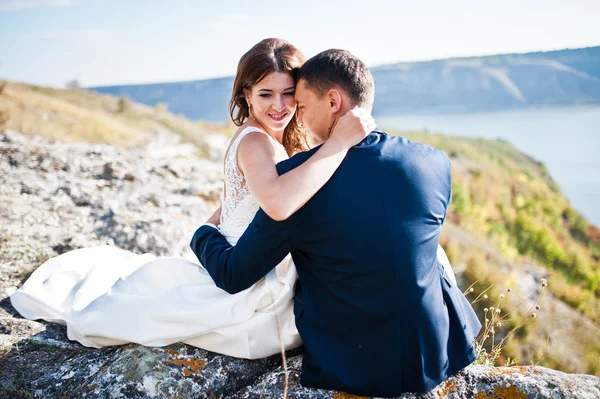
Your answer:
[377,106,600,227]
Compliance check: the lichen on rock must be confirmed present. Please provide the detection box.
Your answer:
[1,130,599,398]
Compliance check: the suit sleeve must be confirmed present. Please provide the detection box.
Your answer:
[190,209,292,294]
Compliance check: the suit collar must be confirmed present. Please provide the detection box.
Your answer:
[354,127,387,148]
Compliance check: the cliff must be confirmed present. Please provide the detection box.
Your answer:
[1,130,599,398]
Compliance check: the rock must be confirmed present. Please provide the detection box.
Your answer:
[2,335,599,399]
[1,130,599,398]
[229,357,600,398]
[0,129,222,287]
[24,343,295,399]
[203,132,229,163]
[98,162,116,180]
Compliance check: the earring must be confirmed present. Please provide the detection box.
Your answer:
[295,113,304,128]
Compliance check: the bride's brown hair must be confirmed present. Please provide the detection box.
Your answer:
[229,38,309,156]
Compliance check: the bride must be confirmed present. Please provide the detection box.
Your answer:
[10,38,456,359]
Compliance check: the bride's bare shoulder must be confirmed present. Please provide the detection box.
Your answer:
[227,124,285,175]
[237,131,279,163]
[236,125,284,161]
[229,124,270,146]
[224,124,269,161]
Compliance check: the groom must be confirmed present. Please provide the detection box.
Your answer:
[191,49,481,396]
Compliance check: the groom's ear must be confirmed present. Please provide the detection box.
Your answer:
[326,89,343,113]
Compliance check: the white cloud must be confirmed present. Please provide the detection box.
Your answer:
[0,0,75,11]
[25,28,110,43]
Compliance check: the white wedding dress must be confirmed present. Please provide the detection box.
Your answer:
[9,126,303,359]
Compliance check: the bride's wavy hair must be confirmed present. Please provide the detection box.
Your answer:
[229,38,310,156]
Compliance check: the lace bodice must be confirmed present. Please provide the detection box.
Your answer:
[220,127,285,233]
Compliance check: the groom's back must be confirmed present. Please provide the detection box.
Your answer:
[278,130,477,396]
[284,129,451,280]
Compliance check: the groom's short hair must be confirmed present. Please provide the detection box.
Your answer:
[298,49,375,110]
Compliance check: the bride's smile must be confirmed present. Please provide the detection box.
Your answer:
[244,71,296,140]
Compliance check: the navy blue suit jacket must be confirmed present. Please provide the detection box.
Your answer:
[191,129,482,396]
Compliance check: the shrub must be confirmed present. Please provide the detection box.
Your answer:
[117,96,130,113]
[65,79,81,89]
[0,109,8,128]
[451,181,472,216]
[155,102,169,113]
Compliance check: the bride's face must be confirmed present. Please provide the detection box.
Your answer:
[245,72,296,134]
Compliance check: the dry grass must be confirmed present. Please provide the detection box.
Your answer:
[0,80,233,153]
[468,280,548,367]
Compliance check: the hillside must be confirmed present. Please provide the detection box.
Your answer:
[1,130,598,398]
[391,131,600,375]
[374,46,600,114]
[86,46,600,121]
[0,81,232,156]
[0,82,599,396]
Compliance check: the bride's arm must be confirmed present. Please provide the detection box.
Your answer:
[206,205,222,226]
[238,108,374,221]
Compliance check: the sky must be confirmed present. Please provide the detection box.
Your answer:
[1,0,599,88]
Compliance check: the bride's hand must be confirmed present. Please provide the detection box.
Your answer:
[206,205,222,227]
[329,106,376,149]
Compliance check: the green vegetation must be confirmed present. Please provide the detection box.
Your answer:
[117,96,131,113]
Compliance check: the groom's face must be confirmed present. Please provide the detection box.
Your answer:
[295,79,333,144]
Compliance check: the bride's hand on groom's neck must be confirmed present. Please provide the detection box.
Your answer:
[329,106,375,149]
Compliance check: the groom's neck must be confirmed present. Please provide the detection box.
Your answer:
[326,101,360,142]
[337,103,356,119]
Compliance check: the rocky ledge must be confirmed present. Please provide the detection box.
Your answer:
[0,130,599,398]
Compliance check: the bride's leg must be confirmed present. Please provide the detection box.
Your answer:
[437,244,457,286]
